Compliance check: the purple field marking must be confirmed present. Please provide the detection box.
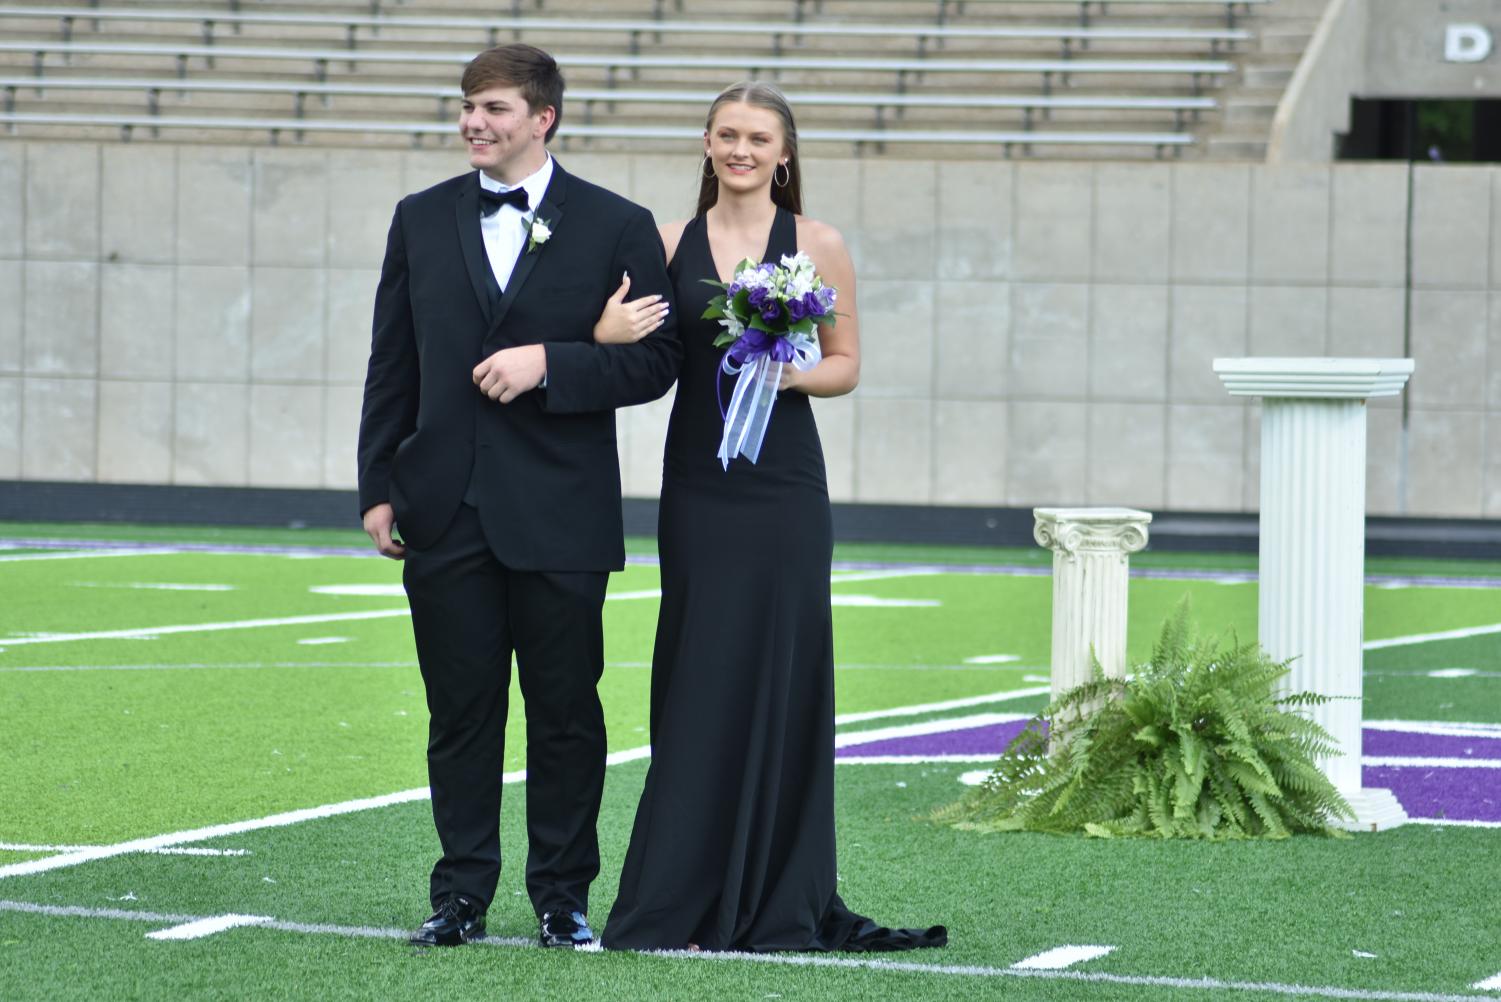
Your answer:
[838,719,1501,823]
[1363,729,1501,760]
[1363,765,1501,823]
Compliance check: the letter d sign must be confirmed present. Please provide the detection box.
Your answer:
[1445,23,1492,62]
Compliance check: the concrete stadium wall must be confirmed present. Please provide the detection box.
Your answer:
[1,140,1498,518]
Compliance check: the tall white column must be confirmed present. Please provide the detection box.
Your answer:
[1214,357,1414,832]
[1033,507,1153,701]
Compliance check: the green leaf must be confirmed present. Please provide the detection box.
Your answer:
[933,595,1354,840]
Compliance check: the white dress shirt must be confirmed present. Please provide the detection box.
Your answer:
[477,154,554,293]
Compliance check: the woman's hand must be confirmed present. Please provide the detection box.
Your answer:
[593,272,671,344]
[778,363,804,392]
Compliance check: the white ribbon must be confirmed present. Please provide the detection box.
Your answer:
[717,331,822,469]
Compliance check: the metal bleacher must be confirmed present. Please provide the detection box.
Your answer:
[0,0,1276,159]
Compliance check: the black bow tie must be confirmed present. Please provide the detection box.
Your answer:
[478,186,529,217]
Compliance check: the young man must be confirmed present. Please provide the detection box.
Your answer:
[357,44,680,949]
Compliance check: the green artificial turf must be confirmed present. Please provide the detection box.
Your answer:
[2,763,1497,1002]
[2,524,1498,1001]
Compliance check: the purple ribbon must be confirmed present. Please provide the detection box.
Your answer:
[718,330,792,423]
[727,329,796,365]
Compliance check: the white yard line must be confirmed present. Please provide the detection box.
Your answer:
[1364,623,1501,650]
[1012,945,1116,970]
[0,661,418,673]
[1472,972,1501,991]
[0,746,662,881]
[1365,721,1501,738]
[0,900,533,947]
[837,754,998,765]
[145,914,272,941]
[0,548,180,562]
[0,786,433,880]
[834,713,1030,749]
[0,899,1492,1002]
[0,691,1030,882]
[0,609,412,647]
[0,843,248,857]
[834,687,1049,726]
[1363,757,1501,770]
[828,569,946,584]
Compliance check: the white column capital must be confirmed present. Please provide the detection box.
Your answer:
[1212,356,1413,400]
[1033,507,1152,561]
[1034,507,1153,700]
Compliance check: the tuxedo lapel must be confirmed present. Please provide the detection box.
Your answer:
[488,164,569,337]
[454,176,498,322]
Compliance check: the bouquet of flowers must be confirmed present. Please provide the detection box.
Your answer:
[702,251,838,468]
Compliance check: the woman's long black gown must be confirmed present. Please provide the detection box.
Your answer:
[602,208,945,953]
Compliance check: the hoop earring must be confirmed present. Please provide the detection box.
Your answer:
[702,154,716,180]
[773,161,790,188]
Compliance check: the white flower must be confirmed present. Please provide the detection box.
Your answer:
[525,213,554,254]
[734,262,772,291]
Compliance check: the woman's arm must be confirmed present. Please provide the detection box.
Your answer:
[592,220,686,345]
[783,218,860,398]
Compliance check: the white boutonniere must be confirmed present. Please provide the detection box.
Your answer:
[525,213,554,254]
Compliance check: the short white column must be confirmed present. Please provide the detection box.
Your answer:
[1215,357,1414,832]
[1033,507,1153,701]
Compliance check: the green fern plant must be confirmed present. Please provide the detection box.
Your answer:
[935,600,1356,839]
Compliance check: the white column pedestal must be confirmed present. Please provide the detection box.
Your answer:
[1033,507,1153,701]
[1215,357,1414,833]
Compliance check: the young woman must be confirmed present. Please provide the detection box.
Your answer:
[595,82,947,953]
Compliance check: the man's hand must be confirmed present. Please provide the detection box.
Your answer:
[362,502,406,560]
[473,345,547,403]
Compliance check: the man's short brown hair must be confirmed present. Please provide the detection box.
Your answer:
[461,44,564,142]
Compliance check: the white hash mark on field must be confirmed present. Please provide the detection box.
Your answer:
[964,654,1021,664]
[1,901,1491,1002]
[145,914,272,941]
[1011,945,1116,970]
[1473,971,1501,990]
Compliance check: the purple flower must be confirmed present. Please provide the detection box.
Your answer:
[727,329,770,364]
[760,301,781,324]
[787,297,808,322]
[727,281,742,296]
[815,286,836,312]
[747,286,770,309]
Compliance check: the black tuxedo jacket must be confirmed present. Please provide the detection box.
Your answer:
[357,162,681,571]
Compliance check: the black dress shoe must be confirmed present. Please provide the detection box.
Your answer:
[539,910,594,948]
[410,894,487,946]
